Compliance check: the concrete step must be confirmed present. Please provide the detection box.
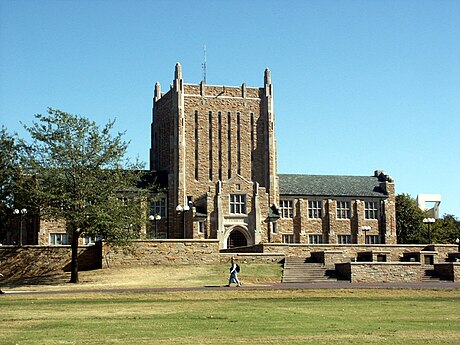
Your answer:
[282,257,338,283]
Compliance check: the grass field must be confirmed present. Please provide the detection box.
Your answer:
[1,265,459,344]
[1,263,283,292]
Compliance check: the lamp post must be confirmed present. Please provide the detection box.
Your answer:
[454,238,459,252]
[423,218,435,244]
[13,208,27,246]
[176,204,190,239]
[360,226,371,244]
[149,214,161,239]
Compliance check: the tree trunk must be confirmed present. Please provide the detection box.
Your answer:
[70,227,79,283]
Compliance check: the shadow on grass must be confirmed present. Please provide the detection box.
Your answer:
[1,273,70,288]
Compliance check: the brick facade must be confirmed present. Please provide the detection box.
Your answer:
[150,64,397,249]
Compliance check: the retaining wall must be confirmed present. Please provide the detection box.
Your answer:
[336,262,425,283]
[0,244,101,280]
[102,240,221,267]
[259,243,457,263]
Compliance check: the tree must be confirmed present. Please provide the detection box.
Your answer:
[431,214,460,244]
[21,108,152,283]
[0,127,20,242]
[396,194,427,244]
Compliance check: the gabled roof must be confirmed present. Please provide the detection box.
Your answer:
[279,174,387,198]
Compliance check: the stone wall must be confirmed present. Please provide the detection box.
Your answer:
[336,262,424,283]
[258,243,457,263]
[2,241,458,284]
[220,252,285,264]
[102,239,220,267]
[0,244,101,281]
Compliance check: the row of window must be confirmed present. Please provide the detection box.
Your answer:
[49,234,100,245]
[142,195,381,221]
[279,200,380,220]
[281,234,381,244]
[156,194,380,218]
[49,232,380,246]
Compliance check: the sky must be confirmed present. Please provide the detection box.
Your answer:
[1,0,459,217]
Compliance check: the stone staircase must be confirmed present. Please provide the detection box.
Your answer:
[282,257,338,283]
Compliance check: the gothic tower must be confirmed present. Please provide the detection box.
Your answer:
[150,64,278,247]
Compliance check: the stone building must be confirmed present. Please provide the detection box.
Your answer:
[150,63,397,248]
[5,63,396,248]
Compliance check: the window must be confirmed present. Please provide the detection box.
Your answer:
[309,234,323,244]
[365,201,379,219]
[271,222,278,234]
[218,111,222,181]
[50,233,67,245]
[250,113,255,179]
[195,110,199,180]
[230,194,246,214]
[151,196,167,218]
[337,201,351,219]
[209,111,213,180]
[337,234,352,244]
[282,234,294,243]
[279,200,293,218]
[366,235,380,244]
[237,112,241,175]
[198,221,204,234]
[84,236,101,245]
[227,112,232,178]
[308,200,322,218]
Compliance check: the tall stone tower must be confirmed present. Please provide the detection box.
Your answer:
[150,63,279,247]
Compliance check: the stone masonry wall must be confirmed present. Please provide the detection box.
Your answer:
[0,244,101,281]
[258,243,457,263]
[102,239,220,267]
[335,262,424,283]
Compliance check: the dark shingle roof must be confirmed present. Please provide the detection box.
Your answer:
[279,174,387,198]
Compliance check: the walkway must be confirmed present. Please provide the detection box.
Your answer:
[2,281,460,295]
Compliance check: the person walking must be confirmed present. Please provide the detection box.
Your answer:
[226,257,241,287]
[0,273,4,294]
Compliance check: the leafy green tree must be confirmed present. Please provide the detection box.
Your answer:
[431,214,460,244]
[0,127,20,241]
[21,108,152,283]
[396,193,428,244]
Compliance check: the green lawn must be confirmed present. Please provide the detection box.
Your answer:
[1,289,459,344]
[1,264,459,344]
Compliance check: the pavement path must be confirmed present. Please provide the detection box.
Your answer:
[2,281,459,295]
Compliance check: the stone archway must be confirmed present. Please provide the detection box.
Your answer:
[226,228,248,248]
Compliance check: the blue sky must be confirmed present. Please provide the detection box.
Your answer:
[1,0,459,217]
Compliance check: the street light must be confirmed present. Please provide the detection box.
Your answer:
[13,208,27,246]
[176,204,190,238]
[149,214,161,239]
[455,238,459,252]
[423,218,435,244]
[360,226,371,244]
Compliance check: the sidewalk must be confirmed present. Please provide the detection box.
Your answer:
[2,281,459,295]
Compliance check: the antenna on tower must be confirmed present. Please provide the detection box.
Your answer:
[202,45,207,84]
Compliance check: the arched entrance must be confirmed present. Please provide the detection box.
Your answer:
[227,229,248,248]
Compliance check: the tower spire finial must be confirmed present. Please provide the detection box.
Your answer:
[202,45,207,84]
[175,62,182,80]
